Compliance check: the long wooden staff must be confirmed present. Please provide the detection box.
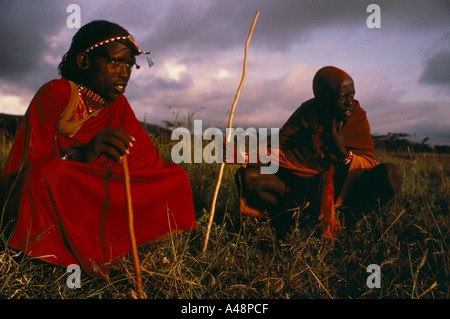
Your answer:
[120,155,145,299]
[203,11,260,253]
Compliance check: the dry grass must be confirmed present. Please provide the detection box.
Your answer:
[0,136,449,299]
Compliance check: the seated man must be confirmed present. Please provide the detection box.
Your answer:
[236,66,402,240]
[0,20,196,273]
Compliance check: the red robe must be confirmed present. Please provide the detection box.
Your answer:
[1,78,196,273]
[277,99,378,239]
[240,98,378,240]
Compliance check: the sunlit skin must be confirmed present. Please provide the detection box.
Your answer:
[328,77,357,158]
[334,77,356,122]
[78,41,136,103]
[68,41,137,164]
[329,77,356,159]
[311,68,357,159]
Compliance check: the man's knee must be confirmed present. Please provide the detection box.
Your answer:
[236,166,288,200]
[382,163,403,195]
[28,157,63,177]
[26,157,73,189]
[236,167,262,192]
[346,162,403,208]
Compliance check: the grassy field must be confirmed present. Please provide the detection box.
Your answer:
[0,133,448,299]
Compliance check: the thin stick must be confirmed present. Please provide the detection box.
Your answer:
[304,260,334,299]
[203,11,259,253]
[362,209,407,266]
[417,281,437,299]
[120,156,145,299]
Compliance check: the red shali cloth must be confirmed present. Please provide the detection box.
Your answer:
[241,98,378,240]
[2,78,196,273]
[279,99,378,240]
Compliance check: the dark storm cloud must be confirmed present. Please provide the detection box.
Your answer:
[380,0,450,31]
[135,0,450,57]
[1,0,449,145]
[419,51,450,86]
[135,0,369,56]
[1,0,449,87]
[0,1,68,86]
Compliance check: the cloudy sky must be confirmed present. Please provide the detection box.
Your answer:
[1,0,449,144]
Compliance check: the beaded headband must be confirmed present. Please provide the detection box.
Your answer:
[83,34,154,68]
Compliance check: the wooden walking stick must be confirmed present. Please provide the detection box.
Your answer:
[120,155,145,299]
[203,11,260,253]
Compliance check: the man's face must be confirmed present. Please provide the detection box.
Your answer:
[334,77,356,121]
[86,41,136,102]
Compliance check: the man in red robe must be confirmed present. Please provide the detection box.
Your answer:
[236,66,402,240]
[0,20,196,273]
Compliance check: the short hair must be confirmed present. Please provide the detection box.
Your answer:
[58,20,132,84]
[312,66,352,100]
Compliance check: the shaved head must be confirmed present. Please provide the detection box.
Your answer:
[313,66,352,99]
[312,66,356,121]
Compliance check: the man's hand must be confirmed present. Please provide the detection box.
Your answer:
[330,118,349,159]
[71,128,135,164]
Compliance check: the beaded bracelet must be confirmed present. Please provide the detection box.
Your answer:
[235,151,249,167]
[62,153,73,161]
[242,152,249,167]
[342,150,353,165]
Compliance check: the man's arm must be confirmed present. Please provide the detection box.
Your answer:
[330,118,351,160]
[65,128,135,164]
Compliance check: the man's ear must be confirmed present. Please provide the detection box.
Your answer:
[76,53,90,69]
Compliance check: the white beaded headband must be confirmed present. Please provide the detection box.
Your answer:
[83,34,154,67]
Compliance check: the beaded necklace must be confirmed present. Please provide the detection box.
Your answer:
[72,85,106,121]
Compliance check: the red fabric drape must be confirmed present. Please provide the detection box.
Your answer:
[241,99,378,240]
[2,79,196,273]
